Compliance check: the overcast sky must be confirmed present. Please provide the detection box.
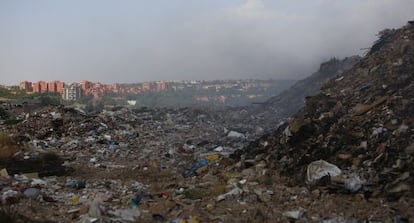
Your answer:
[1,0,413,84]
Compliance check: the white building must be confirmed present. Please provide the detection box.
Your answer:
[62,83,83,101]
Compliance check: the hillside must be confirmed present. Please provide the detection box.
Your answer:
[258,56,361,121]
[237,22,414,203]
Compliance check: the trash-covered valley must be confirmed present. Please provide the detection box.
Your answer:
[1,22,414,223]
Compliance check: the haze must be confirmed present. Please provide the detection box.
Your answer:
[1,0,413,85]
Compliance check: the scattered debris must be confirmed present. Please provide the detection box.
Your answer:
[306,160,342,185]
[0,21,413,222]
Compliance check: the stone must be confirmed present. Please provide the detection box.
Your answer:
[23,188,40,199]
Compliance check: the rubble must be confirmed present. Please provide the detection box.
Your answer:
[0,21,413,222]
[0,104,267,222]
[249,55,361,130]
[283,209,305,220]
[216,187,243,202]
[235,20,414,218]
[306,160,342,185]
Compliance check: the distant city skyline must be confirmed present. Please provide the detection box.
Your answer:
[1,0,414,85]
[17,79,172,96]
[11,77,293,86]
[13,78,286,104]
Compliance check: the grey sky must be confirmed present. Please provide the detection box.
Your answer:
[0,0,413,85]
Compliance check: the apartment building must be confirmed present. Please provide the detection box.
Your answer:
[62,83,83,101]
[47,82,57,93]
[19,81,32,92]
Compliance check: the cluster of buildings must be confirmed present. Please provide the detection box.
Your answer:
[18,80,172,101]
[19,80,82,101]
[16,79,284,104]
[19,81,65,94]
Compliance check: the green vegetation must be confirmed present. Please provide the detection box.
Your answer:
[0,86,33,100]
[0,107,20,125]
[39,94,61,106]
[0,108,9,120]
[0,86,62,105]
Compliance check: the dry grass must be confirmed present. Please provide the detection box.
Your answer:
[0,132,23,160]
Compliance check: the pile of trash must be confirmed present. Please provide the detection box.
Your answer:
[253,56,361,126]
[237,21,414,203]
[0,104,276,222]
[0,22,413,222]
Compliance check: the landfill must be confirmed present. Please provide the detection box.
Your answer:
[0,22,413,222]
[234,22,414,221]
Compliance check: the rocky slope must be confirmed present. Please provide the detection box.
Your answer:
[257,56,361,122]
[238,22,414,202]
[229,56,360,135]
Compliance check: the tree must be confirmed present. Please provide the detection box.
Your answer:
[39,95,61,106]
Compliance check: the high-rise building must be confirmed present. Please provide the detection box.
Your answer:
[39,81,48,93]
[32,82,41,93]
[80,80,93,91]
[47,82,57,93]
[56,81,65,94]
[19,81,32,91]
[62,83,83,101]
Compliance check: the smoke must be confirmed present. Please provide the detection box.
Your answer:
[0,0,413,84]
[138,0,414,81]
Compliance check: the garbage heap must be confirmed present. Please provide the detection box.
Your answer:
[237,22,414,202]
[0,22,413,222]
[251,55,361,127]
[0,104,274,222]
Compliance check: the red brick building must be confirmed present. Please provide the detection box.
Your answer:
[19,81,32,91]
[81,80,93,91]
[32,82,41,93]
[47,82,57,93]
[56,81,65,94]
[39,81,47,93]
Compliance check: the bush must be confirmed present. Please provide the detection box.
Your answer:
[39,95,61,106]
[0,107,9,119]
